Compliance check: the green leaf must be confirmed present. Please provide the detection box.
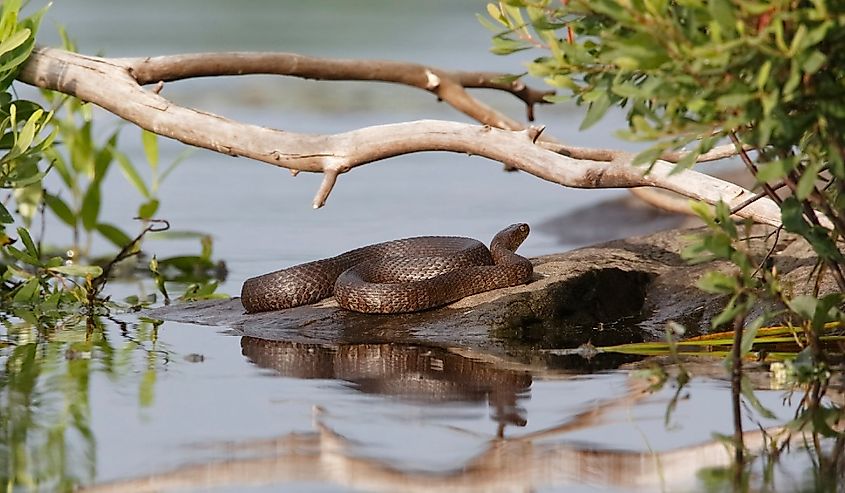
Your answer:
[802,50,826,75]
[0,202,13,223]
[157,255,213,273]
[159,148,194,186]
[580,91,611,131]
[44,193,76,227]
[485,3,507,26]
[69,120,94,175]
[0,28,30,58]
[114,149,151,198]
[739,316,765,356]
[809,293,844,331]
[150,255,170,303]
[138,199,159,220]
[476,13,503,33]
[9,107,42,159]
[755,60,772,90]
[805,226,844,262]
[96,223,134,249]
[16,226,38,258]
[631,145,665,167]
[703,233,734,259]
[697,271,738,294]
[5,245,38,265]
[711,294,747,329]
[740,375,777,419]
[708,0,736,35]
[786,295,817,321]
[716,93,752,108]
[689,201,715,223]
[541,93,571,104]
[673,149,700,173]
[795,161,820,200]
[0,38,35,87]
[44,256,62,268]
[80,183,100,231]
[141,129,158,170]
[13,277,39,303]
[780,197,808,234]
[93,132,118,183]
[490,34,531,55]
[48,264,103,277]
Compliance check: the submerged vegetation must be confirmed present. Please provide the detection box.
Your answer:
[485,0,844,488]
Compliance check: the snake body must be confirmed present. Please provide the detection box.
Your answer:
[240,223,533,314]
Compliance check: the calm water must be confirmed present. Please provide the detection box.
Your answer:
[1,2,838,492]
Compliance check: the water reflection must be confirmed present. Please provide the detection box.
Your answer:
[4,316,844,492]
[0,315,165,491]
[241,338,531,430]
[77,364,843,493]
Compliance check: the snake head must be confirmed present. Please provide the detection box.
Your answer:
[491,223,530,252]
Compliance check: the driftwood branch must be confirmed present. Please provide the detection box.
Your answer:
[122,51,553,129]
[18,47,782,224]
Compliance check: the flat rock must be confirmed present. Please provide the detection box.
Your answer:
[148,226,834,372]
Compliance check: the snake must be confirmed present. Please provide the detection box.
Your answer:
[240,223,533,314]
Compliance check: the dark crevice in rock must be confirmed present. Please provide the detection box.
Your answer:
[489,268,656,348]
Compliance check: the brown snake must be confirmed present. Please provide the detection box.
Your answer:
[240,223,533,314]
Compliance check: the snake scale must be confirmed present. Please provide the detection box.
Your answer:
[240,223,533,314]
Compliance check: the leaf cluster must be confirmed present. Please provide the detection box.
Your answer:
[0,3,225,318]
[485,0,845,469]
[485,0,845,352]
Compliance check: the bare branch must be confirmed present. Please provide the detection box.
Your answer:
[18,47,784,226]
[314,169,339,209]
[661,143,751,163]
[541,142,748,164]
[628,188,700,216]
[120,51,551,132]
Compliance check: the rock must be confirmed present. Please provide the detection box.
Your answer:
[147,226,836,372]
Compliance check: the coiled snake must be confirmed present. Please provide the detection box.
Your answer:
[240,223,533,314]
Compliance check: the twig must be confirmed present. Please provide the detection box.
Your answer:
[89,218,171,296]
[730,181,787,215]
[541,142,748,164]
[729,133,782,207]
[730,306,747,484]
[782,170,845,291]
[752,225,782,278]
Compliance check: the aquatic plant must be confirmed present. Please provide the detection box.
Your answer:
[0,4,223,488]
[0,2,224,318]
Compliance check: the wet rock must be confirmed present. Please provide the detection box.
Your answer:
[147,226,835,370]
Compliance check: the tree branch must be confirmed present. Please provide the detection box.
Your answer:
[121,51,553,129]
[539,142,756,216]
[18,47,783,224]
[541,142,748,164]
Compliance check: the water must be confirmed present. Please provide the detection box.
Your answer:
[5,317,812,492]
[1,1,840,492]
